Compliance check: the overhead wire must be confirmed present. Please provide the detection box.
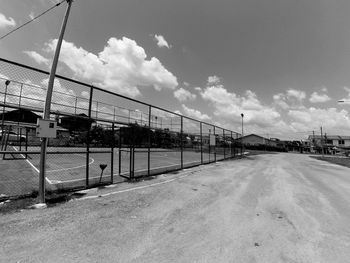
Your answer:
[0,0,66,41]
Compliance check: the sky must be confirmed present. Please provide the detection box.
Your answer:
[1,0,350,140]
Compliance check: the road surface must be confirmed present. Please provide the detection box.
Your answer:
[1,153,350,262]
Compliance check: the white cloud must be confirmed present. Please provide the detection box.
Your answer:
[181,104,211,121]
[23,51,49,65]
[207,75,220,85]
[174,88,196,102]
[0,13,16,29]
[154,34,171,49]
[42,37,178,97]
[338,87,350,104]
[273,93,290,110]
[309,92,331,103]
[286,89,306,101]
[194,87,202,92]
[200,79,282,129]
[288,107,350,131]
[274,89,306,110]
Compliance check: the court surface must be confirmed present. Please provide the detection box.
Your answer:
[0,146,231,196]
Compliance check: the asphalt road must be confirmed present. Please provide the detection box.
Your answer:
[1,153,350,262]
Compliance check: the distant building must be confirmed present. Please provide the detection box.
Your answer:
[307,134,350,154]
[241,134,278,147]
[0,108,41,124]
[309,135,350,147]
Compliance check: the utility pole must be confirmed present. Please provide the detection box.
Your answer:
[38,0,73,205]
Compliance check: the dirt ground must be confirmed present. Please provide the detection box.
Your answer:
[1,153,350,263]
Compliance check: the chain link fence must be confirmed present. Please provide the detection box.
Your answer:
[0,58,241,199]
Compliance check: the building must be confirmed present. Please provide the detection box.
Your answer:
[0,108,41,124]
[241,134,278,147]
[309,135,350,147]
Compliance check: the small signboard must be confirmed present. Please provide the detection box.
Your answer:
[36,119,57,138]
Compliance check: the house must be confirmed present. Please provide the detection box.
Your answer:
[0,108,41,124]
[309,135,350,147]
[308,134,350,154]
[0,109,71,146]
[241,134,278,147]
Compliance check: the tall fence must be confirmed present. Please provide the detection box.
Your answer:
[0,58,241,199]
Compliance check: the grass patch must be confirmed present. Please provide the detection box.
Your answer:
[311,155,350,168]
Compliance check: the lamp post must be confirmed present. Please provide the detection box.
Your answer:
[241,113,244,157]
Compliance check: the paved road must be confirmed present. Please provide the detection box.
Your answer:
[1,153,350,262]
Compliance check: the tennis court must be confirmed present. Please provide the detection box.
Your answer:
[0,145,231,197]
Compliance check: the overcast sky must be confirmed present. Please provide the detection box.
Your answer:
[1,0,350,139]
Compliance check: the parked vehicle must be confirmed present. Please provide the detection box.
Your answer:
[0,130,26,142]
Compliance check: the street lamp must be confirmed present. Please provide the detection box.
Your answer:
[241,113,244,157]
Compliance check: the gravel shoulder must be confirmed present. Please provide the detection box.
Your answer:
[1,153,350,263]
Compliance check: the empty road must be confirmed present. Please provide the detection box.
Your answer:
[1,153,350,262]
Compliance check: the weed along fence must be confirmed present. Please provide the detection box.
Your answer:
[0,58,241,199]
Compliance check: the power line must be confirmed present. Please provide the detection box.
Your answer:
[0,0,66,41]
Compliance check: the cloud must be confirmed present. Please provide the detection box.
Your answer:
[154,34,171,49]
[286,89,306,101]
[200,78,282,129]
[273,89,306,110]
[174,88,196,102]
[288,107,350,131]
[309,92,331,103]
[338,87,350,104]
[194,87,202,92]
[23,51,49,65]
[181,104,211,121]
[0,13,16,29]
[207,75,220,85]
[273,93,290,110]
[41,37,178,98]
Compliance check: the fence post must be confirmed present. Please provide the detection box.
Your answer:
[214,126,216,162]
[111,123,114,184]
[148,106,151,177]
[200,122,203,164]
[231,131,233,157]
[86,85,93,187]
[119,126,122,176]
[181,116,183,169]
[223,129,226,159]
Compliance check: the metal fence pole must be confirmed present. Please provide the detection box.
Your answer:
[214,126,216,162]
[223,129,226,159]
[1,81,10,149]
[111,123,114,184]
[200,122,203,164]
[86,85,93,187]
[119,126,122,176]
[231,131,233,157]
[148,106,151,177]
[181,116,183,169]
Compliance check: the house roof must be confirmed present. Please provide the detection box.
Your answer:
[309,135,350,140]
[242,134,272,141]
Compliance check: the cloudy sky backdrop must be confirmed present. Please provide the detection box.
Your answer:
[1,0,350,139]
